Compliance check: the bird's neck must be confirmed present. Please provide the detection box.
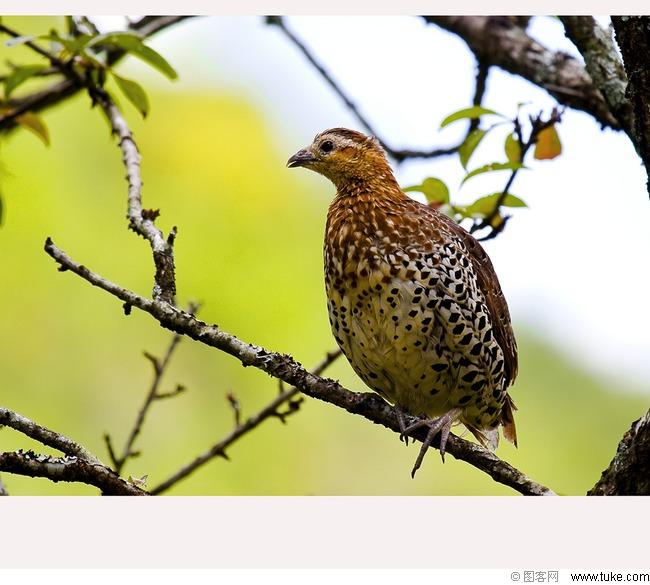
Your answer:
[332,168,406,206]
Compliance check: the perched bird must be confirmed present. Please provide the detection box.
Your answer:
[288,128,518,476]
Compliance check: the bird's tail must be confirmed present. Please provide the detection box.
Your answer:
[466,394,518,450]
[500,394,518,447]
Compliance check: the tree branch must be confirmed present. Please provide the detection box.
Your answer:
[424,16,619,130]
[588,409,650,495]
[150,349,341,494]
[267,16,461,162]
[44,238,555,496]
[611,16,650,197]
[0,407,146,495]
[0,407,97,461]
[91,89,177,303]
[0,450,145,495]
[561,17,632,137]
[0,475,8,496]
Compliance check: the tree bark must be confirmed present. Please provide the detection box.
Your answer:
[612,16,650,197]
[589,410,650,495]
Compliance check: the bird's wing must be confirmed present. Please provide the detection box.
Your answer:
[433,212,519,387]
[434,211,519,446]
[437,214,519,386]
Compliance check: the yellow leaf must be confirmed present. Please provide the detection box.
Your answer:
[534,124,562,160]
[16,111,50,146]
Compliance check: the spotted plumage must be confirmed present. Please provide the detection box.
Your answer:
[288,128,517,468]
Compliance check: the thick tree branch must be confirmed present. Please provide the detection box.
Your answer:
[424,16,618,129]
[561,16,632,137]
[267,16,461,162]
[588,409,650,495]
[611,17,650,197]
[44,238,554,496]
[0,407,146,495]
[151,349,340,494]
[0,451,145,495]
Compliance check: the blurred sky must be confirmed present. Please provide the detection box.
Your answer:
[96,15,650,392]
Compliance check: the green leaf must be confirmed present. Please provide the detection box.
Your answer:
[404,177,450,204]
[4,65,47,98]
[461,162,525,185]
[113,73,149,117]
[15,111,50,146]
[87,31,143,51]
[440,106,504,129]
[4,35,37,47]
[461,193,527,218]
[504,133,522,163]
[128,43,178,79]
[458,129,487,170]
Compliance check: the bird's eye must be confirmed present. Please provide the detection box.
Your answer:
[320,140,335,153]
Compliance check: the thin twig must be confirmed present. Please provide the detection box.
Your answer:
[473,108,562,241]
[468,61,490,133]
[105,303,198,475]
[267,16,461,162]
[150,349,343,494]
[44,239,554,496]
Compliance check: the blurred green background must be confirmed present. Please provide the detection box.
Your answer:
[0,16,647,495]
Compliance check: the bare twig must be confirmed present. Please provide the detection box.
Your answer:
[0,407,146,495]
[267,16,461,162]
[44,238,554,496]
[105,304,198,475]
[424,16,618,130]
[151,349,342,494]
[468,61,490,133]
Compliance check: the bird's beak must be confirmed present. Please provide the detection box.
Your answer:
[287,148,316,168]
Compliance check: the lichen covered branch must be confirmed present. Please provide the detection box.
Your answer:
[589,409,650,495]
[0,407,146,495]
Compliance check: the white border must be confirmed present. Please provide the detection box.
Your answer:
[0,2,649,16]
[1,497,648,568]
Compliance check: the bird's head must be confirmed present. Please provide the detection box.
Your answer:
[287,128,394,189]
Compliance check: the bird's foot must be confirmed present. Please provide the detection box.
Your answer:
[400,408,463,478]
[395,405,411,446]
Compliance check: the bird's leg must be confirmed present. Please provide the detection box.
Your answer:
[400,407,463,478]
[394,404,411,446]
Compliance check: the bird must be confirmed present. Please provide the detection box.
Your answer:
[287,127,518,476]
